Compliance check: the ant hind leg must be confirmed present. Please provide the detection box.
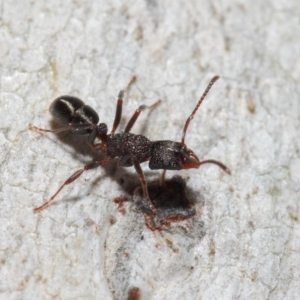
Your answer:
[33,157,110,213]
[29,123,98,135]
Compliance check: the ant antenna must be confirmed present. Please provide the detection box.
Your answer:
[181,75,220,145]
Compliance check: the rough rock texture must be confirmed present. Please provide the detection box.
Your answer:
[0,0,299,299]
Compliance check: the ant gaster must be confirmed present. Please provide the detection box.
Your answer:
[30,75,230,217]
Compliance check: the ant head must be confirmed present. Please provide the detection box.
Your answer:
[149,141,200,170]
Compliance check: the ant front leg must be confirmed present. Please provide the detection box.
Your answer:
[33,157,110,213]
[125,100,161,133]
[133,160,156,214]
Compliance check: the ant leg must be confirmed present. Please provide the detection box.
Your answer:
[124,75,137,94]
[29,123,97,135]
[133,160,156,214]
[200,159,231,174]
[30,123,101,150]
[29,123,71,134]
[111,76,139,134]
[125,99,161,133]
[160,169,167,186]
[33,157,110,213]
[111,91,124,134]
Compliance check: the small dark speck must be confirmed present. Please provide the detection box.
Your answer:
[109,216,117,225]
[127,287,141,300]
[246,95,256,114]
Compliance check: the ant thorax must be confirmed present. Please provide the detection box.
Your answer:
[106,133,152,167]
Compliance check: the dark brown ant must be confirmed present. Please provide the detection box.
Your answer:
[30,75,230,221]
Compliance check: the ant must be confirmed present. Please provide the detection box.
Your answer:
[30,75,230,223]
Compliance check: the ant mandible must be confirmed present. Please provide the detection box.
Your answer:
[30,75,230,216]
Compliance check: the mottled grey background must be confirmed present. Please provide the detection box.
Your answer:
[0,0,299,299]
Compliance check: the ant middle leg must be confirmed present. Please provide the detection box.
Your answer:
[33,157,110,213]
[160,169,167,186]
[125,99,161,133]
[133,160,156,214]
